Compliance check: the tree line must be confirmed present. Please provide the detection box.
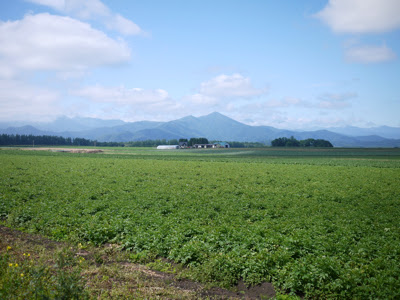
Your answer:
[271,136,333,147]
[1,134,331,148]
[0,134,123,147]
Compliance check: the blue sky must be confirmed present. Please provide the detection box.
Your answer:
[0,0,399,129]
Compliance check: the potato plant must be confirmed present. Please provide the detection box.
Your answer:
[0,148,399,298]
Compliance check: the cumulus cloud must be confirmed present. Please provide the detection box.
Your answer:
[0,79,61,121]
[318,92,357,109]
[27,0,143,36]
[315,0,400,64]
[265,97,309,108]
[199,73,268,99]
[28,0,65,10]
[315,0,400,34]
[345,44,396,63]
[106,14,142,36]
[187,93,218,105]
[182,74,268,115]
[319,92,357,102]
[69,84,186,122]
[0,13,131,78]
[72,85,170,104]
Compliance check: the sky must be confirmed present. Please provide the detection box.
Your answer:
[0,0,399,129]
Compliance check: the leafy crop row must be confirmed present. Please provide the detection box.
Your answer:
[1,149,399,298]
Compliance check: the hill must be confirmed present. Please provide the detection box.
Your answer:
[1,112,400,147]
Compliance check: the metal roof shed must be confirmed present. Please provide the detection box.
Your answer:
[157,145,179,150]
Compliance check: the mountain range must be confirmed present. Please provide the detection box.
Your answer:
[1,112,400,147]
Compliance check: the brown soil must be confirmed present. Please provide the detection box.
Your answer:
[0,225,276,299]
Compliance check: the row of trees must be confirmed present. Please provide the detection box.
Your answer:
[271,136,333,147]
[126,139,182,147]
[0,134,124,147]
[127,138,210,147]
[0,134,333,148]
[187,138,208,146]
[0,134,211,147]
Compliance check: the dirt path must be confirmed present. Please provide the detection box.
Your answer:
[0,225,276,299]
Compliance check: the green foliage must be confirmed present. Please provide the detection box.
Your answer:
[188,137,209,146]
[0,148,400,298]
[271,136,333,148]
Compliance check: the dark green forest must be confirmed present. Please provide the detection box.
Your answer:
[271,136,333,147]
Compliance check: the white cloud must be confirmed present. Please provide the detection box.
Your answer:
[69,84,186,122]
[265,97,309,108]
[63,0,109,19]
[318,92,356,109]
[106,14,142,36]
[0,79,61,121]
[315,0,400,64]
[315,0,400,34]
[345,44,396,63]
[72,85,170,104]
[0,13,131,78]
[181,74,268,116]
[27,0,143,36]
[318,101,351,109]
[28,0,65,10]
[319,92,357,102]
[186,93,218,105]
[199,73,268,99]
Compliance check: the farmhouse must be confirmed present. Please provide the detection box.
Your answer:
[179,141,188,148]
[157,145,179,150]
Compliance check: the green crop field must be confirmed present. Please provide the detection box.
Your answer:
[1,147,400,298]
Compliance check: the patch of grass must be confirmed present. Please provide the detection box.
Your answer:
[0,246,88,299]
[146,259,177,274]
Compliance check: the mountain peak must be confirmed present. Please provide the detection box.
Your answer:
[199,112,242,125]
[205,112,226,118]
[1,113,399,147]
[176,115,197,122]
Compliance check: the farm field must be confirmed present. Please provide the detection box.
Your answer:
[1,147,400,298]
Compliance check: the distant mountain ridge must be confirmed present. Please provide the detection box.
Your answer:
[327,125,400,140]
[1,112,400,147]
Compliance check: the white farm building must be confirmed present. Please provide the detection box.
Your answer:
[157,145,180,150]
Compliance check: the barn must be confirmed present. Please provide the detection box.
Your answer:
[213,142,230,148]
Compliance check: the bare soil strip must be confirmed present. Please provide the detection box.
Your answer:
[19,147,104,153]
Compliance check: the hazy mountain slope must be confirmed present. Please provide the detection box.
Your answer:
[127,128,182,141]
[0,116,126,132]
[328,126,400,139]
[45,121,164,141]
[0,125,53,136]
[39,116,126,132]
[1,112,400,147]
